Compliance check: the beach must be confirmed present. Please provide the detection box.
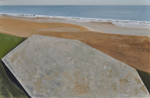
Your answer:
[0,15,150,73]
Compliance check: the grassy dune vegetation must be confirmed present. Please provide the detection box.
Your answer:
[0,33,27,98]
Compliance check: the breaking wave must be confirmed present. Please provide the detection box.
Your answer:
[1,13,150,29]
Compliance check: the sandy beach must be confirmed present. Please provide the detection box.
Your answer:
[0,15,150,73]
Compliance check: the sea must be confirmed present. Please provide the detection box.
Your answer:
[0,5,150,28]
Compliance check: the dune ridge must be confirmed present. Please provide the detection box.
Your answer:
[0,16,150,73]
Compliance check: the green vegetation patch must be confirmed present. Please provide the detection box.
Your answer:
[0,33,22,59]
[0,33,27,98]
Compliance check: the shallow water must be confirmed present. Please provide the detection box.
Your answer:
[0,5,150,21]
[0,5,150,28]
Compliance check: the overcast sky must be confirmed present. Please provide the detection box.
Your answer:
[0,0,150,5]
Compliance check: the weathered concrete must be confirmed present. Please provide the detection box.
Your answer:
[2,35,150,98]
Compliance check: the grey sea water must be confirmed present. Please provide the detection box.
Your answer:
[0,5,150,28]
[0,5,150,21]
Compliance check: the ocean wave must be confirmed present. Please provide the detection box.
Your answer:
[0,13,150,28]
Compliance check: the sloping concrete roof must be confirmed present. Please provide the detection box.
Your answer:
[2,35,149,98]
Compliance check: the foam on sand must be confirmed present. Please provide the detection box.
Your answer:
[2,35,149,98]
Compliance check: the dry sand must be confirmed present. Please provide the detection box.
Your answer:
[0,16,150,73]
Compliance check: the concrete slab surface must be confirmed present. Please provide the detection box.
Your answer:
[2,35,150,98]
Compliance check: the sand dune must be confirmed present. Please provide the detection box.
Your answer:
[0,16,150,73]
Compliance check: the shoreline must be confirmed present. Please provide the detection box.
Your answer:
[1,13,150,26]
[0,15,150,73]
[1,15,150,36]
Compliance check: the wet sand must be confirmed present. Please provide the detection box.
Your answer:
[0,16,150,73]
